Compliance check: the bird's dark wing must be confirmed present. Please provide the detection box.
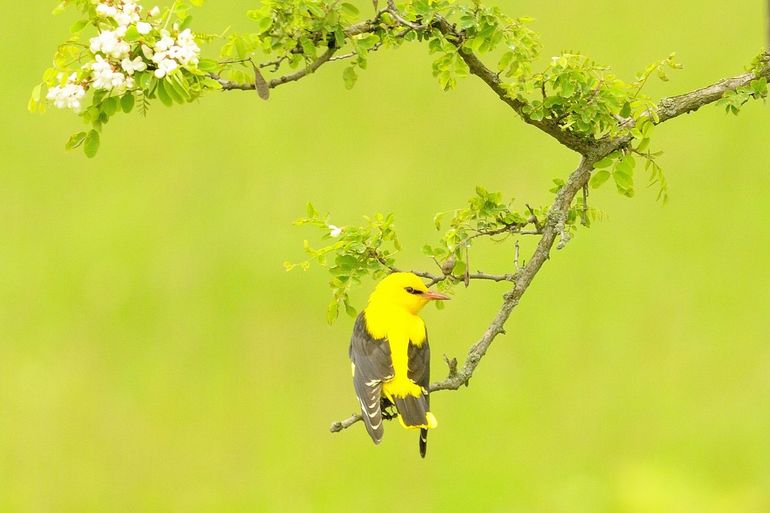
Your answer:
[408,327,431,458]
[349,311,394,444]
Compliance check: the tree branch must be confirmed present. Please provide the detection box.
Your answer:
[330,156,596,432]
[654,69,765,124]
[216,47,338,91]
[430,17,596,155]
[214,5,767,157]
[329,26,770,436]
[207,6,770,436]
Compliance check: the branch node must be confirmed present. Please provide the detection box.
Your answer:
[525,204,542,232]
[443,353,458,378]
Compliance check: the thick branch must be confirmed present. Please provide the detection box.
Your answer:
[610,60,769,150]
[430,156,595,390]
[431,17,596,155]
[655,71,762,123]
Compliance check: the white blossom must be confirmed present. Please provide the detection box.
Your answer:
[154,31,175,52]
[148,5,160,17]
[46,74,86,111]
[95,3,118,18]
[150,28,201,76]
[328,225,343,238]
[89,30,130,59]
[96,0,140,27]
[171,28,200,65]
[136,21,152,35]
[121,56,147,75]
[91,55,126,90]
[153,57,178,78]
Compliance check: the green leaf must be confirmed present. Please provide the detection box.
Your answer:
[28,83,43,113]
[589,170,611,189]
[306,3,324,17]
[70,19,88,33]
[340,3,359,17]
[65,131,88,150]
[594,152,618,169]
[102,96,119,116]
[156,80,173,106]
[334,28,346,48]
[326,301,339,324]
[83,130,100,158]
[619,101,631,118]
[300,37,316,58]
[198,59,219,72]
[201,77,223,90]
[120,93,135,113]
[179,15,194,31]
[123,25,140,42]
[613,169,633,190]
[356,34,379,51]
[254,16,272,34]
[342,66,357,90]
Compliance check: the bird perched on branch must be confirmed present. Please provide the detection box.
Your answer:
[349,272,450,457]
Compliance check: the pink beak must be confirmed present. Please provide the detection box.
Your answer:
[423,290,451,301]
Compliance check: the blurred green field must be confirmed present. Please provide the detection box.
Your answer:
[2,1,770,512]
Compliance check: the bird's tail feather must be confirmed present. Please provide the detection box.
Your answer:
[393,394,428,426]
[419,428,428,458]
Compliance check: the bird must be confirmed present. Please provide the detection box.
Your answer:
[349,272,450,457]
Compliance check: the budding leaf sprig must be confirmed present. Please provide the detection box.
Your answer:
[425,187,536,278]
[285,203,402,324]
[289,185,607,322]
[29,0,218,157]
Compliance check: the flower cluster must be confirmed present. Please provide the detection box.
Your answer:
[46,74,86,111]
[147,28,201,78]
[45,0,201,111]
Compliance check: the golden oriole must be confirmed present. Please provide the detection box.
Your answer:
[349,272,449,457]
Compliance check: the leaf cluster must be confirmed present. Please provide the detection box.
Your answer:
[285,203,401,323]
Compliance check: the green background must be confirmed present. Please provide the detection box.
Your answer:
[2,1,769,511]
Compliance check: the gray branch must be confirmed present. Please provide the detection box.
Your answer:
[215,48,337,91]
[330,157,596,433]
[655,71,763,123]
[328,31,768,436]
[220,6,767,435]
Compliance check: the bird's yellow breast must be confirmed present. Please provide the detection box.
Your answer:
[364,305,426,399]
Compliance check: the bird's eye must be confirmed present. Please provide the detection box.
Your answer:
[404,286,422,295]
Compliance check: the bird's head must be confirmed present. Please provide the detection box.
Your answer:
[368,272,450,314]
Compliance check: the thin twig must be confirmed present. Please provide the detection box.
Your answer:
[216,48,337,91]
[525,204,542,232]
[386,0,426,30]
[514,240,520,271]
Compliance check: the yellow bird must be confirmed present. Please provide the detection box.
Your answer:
[349,272,450,457]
